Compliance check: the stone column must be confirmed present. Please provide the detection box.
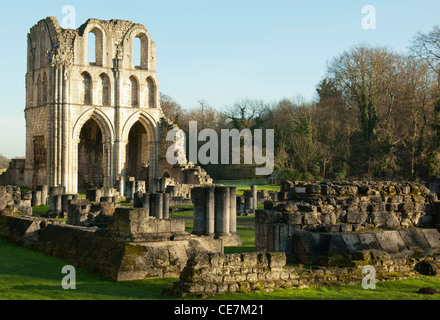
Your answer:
[192,187,207,235]
[116,176,124,197]
[48,194,62,217]
[229,187,237,233]
[125,178,135,203]
[162,192,170,219]
[205,187,215,235]
[148,142,159,192]
[62,194,77,214]
[31,190,42,207]
[36,185,48,205]
[142,193,150,210]
[244,196,252,212]
[150,193,163,219]
[215,186,230,236]
[113,53,123,195]
[251,185,258,210]
[20,191,32,216]
[236,196,245,214]
[70,139,79,194]
[133,191,144,208]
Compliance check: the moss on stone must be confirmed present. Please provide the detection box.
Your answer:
[412,249,425,259]
[120,244,149,271]
[327,254,353,267]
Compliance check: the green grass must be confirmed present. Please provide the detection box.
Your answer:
[2,237,440,300]
[209,277,440,300]
[32,205,49,216]
[170,206,194,233]
[120,202,134,207]
[0,238,176,300]
[8,183,438,300]
[236,184,280,196]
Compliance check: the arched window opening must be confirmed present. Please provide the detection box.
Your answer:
[133,33,148,69]
[133,37,141,68]
[126,121,150,181]
[100,73,110,106]
[129,76,139,107]
[39,29,47,68]
[87,32,96,64]
[42,73,48,105]
[36,75,42,106]
[87,28,103,66]
[78,119,104,192]
[82,72,92,105]
[147,77,155,107]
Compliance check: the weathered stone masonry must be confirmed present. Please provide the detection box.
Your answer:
[0,206,223,281]
[20,17,212,196]
[256,181,440,262]
[164,250,440,298]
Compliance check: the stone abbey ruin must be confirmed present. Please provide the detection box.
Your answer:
[0,16,212,194]
[1,17,440,298]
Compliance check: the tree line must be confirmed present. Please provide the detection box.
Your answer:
[161,26,440,182]
[0,154,10,169]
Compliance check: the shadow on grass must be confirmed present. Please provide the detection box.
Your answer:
[0,238,178,300]
[7,279,178,300]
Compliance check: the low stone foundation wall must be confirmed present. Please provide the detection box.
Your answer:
[0,214,223,281]
[164,251,438,298]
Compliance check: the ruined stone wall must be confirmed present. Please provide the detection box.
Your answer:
[24,17,213,196]
[0,214,223,281]
[274,181,435,229]
[25,17,164,193]
[0,186,32,216]
[24,105,48,187]
[0,159,26,187]
[256,181,440,263]
[164,251,433,298]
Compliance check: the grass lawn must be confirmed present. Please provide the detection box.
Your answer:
[1,237,440,300]
[209,276,440,300]
[0,238,175,300]
[4,183,437,300]
[236,184,280,196]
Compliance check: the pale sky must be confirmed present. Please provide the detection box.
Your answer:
[0,0,439,158]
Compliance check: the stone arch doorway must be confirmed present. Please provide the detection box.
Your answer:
[126,121,150,183]
[78,118,104,192]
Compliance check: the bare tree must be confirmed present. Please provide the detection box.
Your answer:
[160,93,182,124]
[224,98,269,130]
[410,26,440,81]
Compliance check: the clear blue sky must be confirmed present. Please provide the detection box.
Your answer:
[0,0,439,158]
